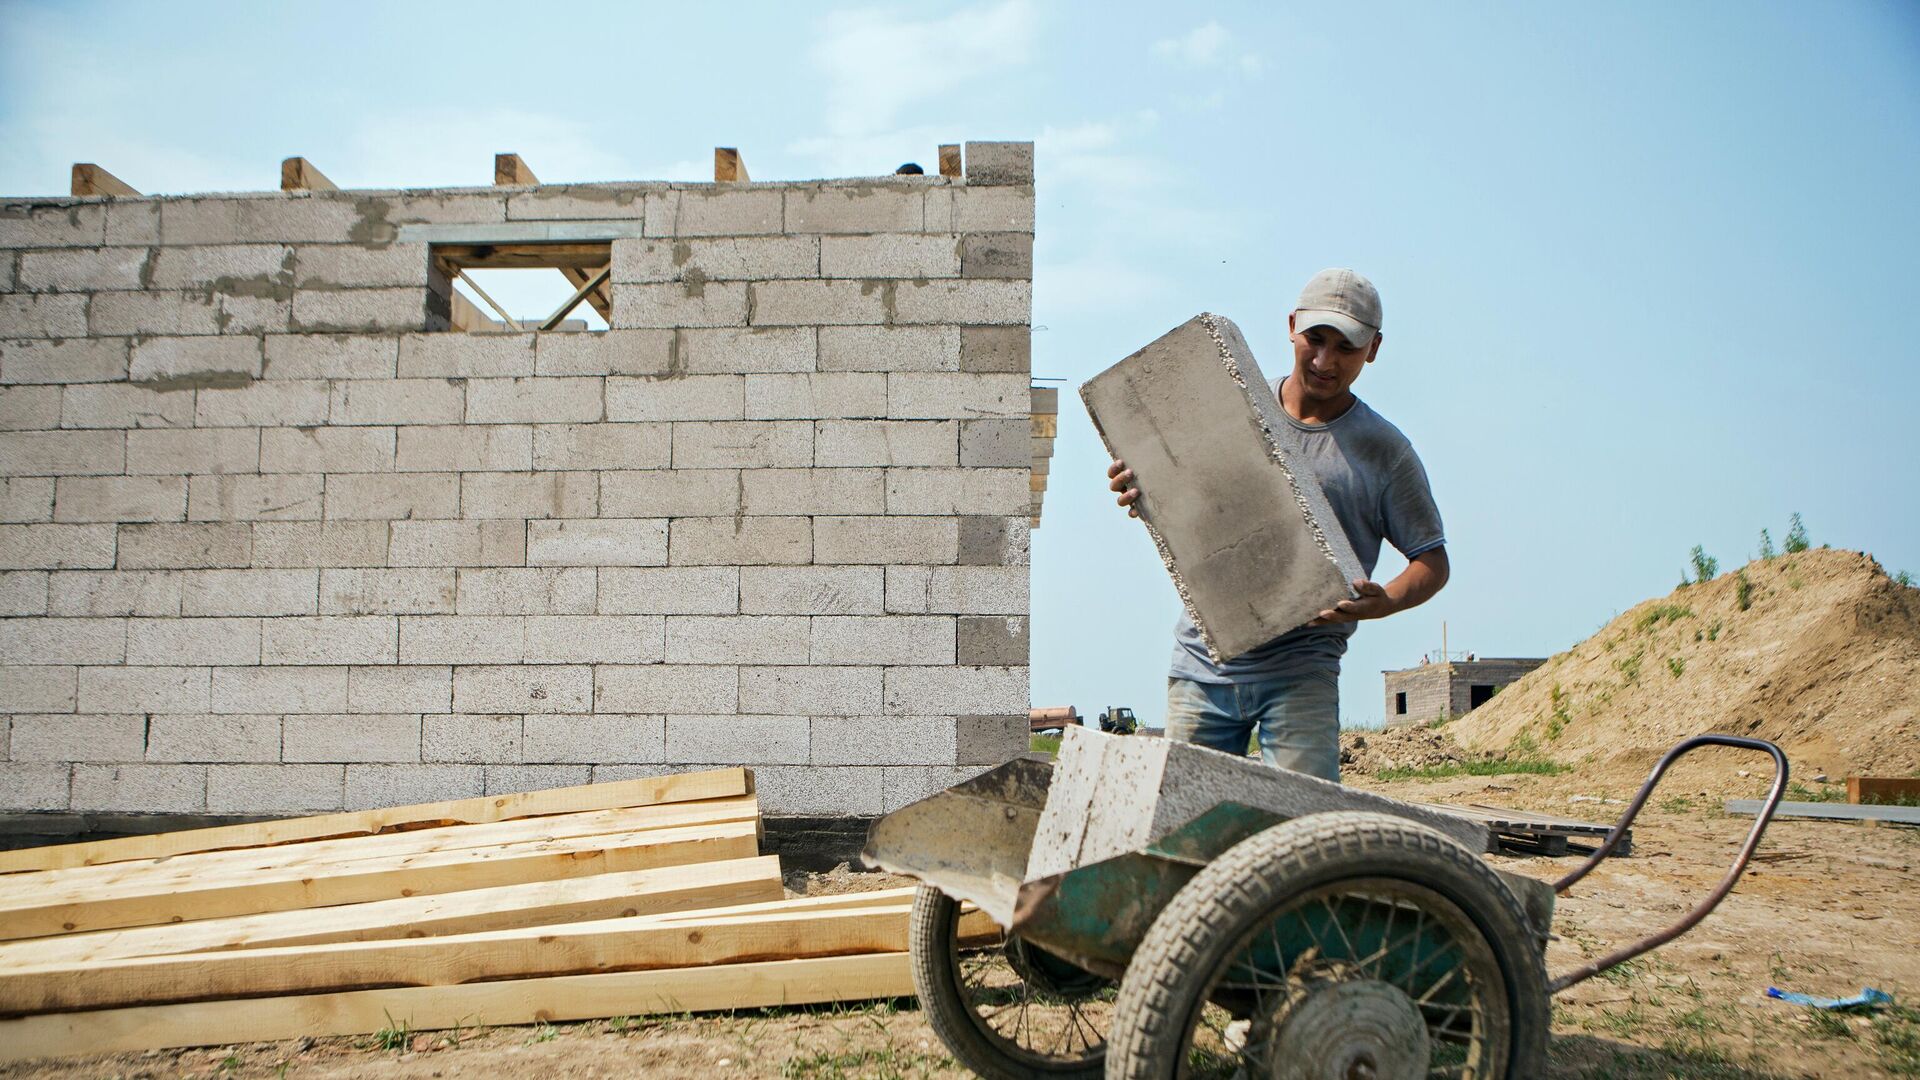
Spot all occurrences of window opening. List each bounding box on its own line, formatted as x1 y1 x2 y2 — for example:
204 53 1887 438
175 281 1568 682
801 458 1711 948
1394 691 1407 715
431 242 611 332
1468 684 1496 710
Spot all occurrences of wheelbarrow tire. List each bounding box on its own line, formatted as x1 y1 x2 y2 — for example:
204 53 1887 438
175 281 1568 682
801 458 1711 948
910 884 1108 1080
1105 811 1549 1079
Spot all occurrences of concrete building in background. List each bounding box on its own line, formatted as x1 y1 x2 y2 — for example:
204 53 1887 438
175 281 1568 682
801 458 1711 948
0 142 1043 834
1382 656 1544 728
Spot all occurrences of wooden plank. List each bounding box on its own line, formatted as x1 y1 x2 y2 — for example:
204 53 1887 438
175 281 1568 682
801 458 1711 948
279 157 338 192
0 820 759 941
70 164 138 197
939 144 962 178
495 152 539 186
1726 798 1920 825
0 856 784 970
0 953 912 1064
1030 413 1058 438
0 769 750 874
448 286 503 331
1848 777 1920 805
715 147 749 182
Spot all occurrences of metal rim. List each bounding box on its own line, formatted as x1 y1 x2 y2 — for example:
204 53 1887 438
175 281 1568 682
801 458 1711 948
941 901 1114 1067
1174 876 1513 1079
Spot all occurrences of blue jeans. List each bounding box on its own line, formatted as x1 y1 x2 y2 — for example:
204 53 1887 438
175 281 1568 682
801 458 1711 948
1165 671 1341 782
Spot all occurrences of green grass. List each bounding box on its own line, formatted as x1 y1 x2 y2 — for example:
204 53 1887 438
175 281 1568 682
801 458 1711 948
1029 732 1061 754
1375 757 1569 781
1736 570 1754 611
1616 645 1646 684
369 1011 411 1053
1872 1003 1920 1075
1667 655 1686 678
1787 781 1844 803
1637 603 1694 633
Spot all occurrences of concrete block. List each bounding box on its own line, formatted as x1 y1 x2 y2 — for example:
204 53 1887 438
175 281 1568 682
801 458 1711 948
73 764 207 813
147 243 292 291
486 764 591 794
454 664 593 713
818 325 959 373
59 383 196 429
956 713 1029 765
959 417 1032 467
927 565 1029 614
340 666 451 718
193 380 329 427
0 523 115 569
960 233 1032 279
737 665 880 716
145 714 281 763
49 569 181 616
119 522 251 569
210 665 348 713
0 763 72 811
523 714 665 764
531 422 670 469
291 288 429 333
963 142 1035 185
887 373 1028 419
127 429 259 475
604 375 743 422
890 280 1029 325
752 765 884 816
739 565 882 615
596 664 737 714
456 471 598 521
820 234 961 279
252 521 389 568
0 430 125 476
395 332 535 379
0 477 55 523
527 518 666 567
597 566 737 615
104 200 159 246
744 373 885 420
665 614 810 665
127 616 261 666
678 327 815 374
263 334 398 381
941 186 1035 233
0 293 88 337
457 567 596 615
88 291 220 336
814 716 957 766
384 193 510 227
180 569 317 616
399 616 526 664
748 279 887 326
959 326 1030 373
885 468 1029 516
187 474 325 522
261 615 398 665
261 427 396 474
645 188 784 237
741 468 884 516
784 188 924 234
667 516 810 566
159 195 363 245
209 292 291 335
665 715 809 765
613 236 819 283
1027 728 1490 882
321 473 459 521
536 329 674 377
813 516 958 565
523 614 664 664
283 714 420 763
293 243 431 288
0 385 61 431
10 713 146 762
1082 314 1363 661
17 247 148 292
53 476 187 523
883 665 1028 716
610 282 748 328
504 186 645 221
0 200 106 247
424 714 521 764
0 338 129 384
600 469 739 518
77 666 212 713
671 420 812 468
0 570 47 615
207 764 343 813
814 420 958 467
387 520 524 567
329 378 465 425
320 568 456 614
811 616 956 665
879 765 996 813
466 377 603 424
958 615 1029 665
396 424 533 472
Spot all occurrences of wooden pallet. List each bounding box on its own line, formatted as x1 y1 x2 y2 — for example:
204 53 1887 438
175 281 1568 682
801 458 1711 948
1427 802 1632 857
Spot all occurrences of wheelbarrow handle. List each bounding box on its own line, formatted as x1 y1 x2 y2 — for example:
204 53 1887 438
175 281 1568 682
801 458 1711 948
1546 734 1789 995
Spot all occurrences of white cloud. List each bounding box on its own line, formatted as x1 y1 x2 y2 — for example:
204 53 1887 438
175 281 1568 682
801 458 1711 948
1151 20 1264 76
810 1 1037 137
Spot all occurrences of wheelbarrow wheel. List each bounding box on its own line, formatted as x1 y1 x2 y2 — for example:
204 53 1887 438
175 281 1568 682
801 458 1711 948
909 884 1111 1079
1104 811 1549 1079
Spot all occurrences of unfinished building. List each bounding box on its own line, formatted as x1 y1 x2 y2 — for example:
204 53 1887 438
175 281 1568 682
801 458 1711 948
0 142 1043 840
1382 656 1544 728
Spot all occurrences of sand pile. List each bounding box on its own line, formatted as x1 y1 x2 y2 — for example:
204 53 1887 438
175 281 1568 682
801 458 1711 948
1447 548 1920 781
1339 725 1474 773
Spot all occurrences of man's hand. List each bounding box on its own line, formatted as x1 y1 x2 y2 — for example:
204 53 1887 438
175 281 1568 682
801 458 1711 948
1309 579 1397 625
1107 459 1141 518
1308 549 1450 627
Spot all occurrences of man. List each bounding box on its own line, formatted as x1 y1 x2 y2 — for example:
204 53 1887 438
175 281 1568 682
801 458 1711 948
1107 268 1448 781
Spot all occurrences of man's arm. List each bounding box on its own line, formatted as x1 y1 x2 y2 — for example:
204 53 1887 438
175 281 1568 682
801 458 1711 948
1308 547 1449 625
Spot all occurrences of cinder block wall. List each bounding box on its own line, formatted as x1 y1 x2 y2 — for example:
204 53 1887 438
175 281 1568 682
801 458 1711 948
0 142 1035 819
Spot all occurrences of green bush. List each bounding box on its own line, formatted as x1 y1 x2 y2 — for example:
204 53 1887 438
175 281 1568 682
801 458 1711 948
1635 603 1693 633
1897 570 1915 588
1687 545 1719 585
1758 528 1777 560
1735 570 1753 611
1666 656 1685 678
1784 512 1810 554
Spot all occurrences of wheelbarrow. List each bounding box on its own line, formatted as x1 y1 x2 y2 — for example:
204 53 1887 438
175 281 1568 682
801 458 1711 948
864 728 1788 1079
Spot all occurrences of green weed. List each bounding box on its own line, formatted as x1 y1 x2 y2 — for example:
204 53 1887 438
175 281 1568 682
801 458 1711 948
1784 512 1811 554
1707 620 1721 641
1616 646 1646 684
1787 781 1842 803
1546 684 1571 740
1758 527 1777 560
1687 545 1719 585
1898 570 1915 588
1667 655 1685 678
1872 1003 1920 1075
1029 733 1061 754
1660 794 1696 813
1806 1008 1855 1040
1735 570 1753 611
371 1011 411 1053
1375 757 1568 781
1636 603 1694 632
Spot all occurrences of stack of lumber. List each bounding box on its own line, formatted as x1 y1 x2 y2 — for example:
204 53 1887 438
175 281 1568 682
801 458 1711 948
0 768 923 1064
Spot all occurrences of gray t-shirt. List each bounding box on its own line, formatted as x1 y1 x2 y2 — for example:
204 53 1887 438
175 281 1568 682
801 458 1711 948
1170 377 1444 684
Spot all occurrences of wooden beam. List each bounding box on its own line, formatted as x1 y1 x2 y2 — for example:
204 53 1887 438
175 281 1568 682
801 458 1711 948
279 157 338 192
0 953 913 1064
448 286 503 332
0 820 760 941
70 164 138 198
714 147 749 182
939 144 962 178
495 152 539 186
0 856 784 970
0 768 751 874
431 243 615 273
1848 777 1920 805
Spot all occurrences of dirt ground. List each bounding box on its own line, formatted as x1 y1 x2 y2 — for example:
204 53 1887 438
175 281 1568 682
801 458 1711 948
9 768 1916 1079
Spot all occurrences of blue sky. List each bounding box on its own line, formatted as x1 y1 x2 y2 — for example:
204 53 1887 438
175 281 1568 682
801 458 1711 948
4 1 1915 727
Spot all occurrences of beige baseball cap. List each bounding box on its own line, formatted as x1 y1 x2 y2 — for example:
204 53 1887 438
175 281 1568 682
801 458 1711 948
1294 268 1382 347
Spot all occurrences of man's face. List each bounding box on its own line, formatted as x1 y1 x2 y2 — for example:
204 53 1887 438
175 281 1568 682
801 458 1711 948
1288 313 1380 403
